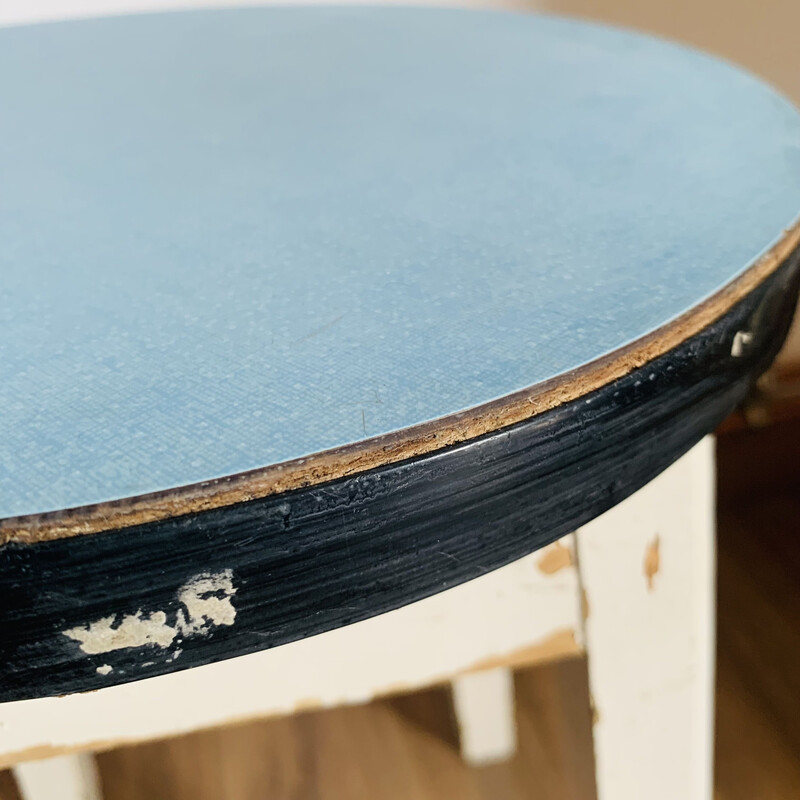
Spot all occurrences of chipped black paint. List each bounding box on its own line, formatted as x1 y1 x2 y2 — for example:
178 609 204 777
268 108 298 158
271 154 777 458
1 253 798 701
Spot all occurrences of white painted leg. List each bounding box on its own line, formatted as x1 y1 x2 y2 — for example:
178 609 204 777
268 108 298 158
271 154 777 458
13 753 102 800
576 437 716 800
451 666 517 766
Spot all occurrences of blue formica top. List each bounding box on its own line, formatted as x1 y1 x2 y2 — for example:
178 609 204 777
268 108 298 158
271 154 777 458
2 7 800 518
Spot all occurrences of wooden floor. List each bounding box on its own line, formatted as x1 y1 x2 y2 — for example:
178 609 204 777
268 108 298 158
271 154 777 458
715 421 800 800
92 661 598 800
1 420 798 800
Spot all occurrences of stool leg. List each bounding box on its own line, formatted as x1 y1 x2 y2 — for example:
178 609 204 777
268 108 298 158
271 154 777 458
451 666 517 765
576 437 715 800
13 754 102 800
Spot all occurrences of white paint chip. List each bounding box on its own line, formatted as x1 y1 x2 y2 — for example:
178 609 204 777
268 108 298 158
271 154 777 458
64 611 175 655
96 665 113 676
63 570 237 658
731 330 753 357
177 571 237 633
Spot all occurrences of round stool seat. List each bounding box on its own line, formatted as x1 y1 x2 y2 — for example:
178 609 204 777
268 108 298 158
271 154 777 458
1 6 799 699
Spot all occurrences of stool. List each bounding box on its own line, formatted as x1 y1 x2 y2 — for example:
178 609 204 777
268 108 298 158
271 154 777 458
1 7 799 799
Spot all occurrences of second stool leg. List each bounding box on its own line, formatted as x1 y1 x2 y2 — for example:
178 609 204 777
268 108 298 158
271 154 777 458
576 438 716 800
451 666 517 766
13 753 102 800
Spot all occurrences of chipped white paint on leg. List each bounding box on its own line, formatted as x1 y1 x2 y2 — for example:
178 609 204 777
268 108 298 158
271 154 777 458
451 667 517 765
62 570 236 665
13 753 102 800
576 438 715 800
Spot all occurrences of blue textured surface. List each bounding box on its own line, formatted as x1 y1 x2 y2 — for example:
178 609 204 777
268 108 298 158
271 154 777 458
2 7 800 518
